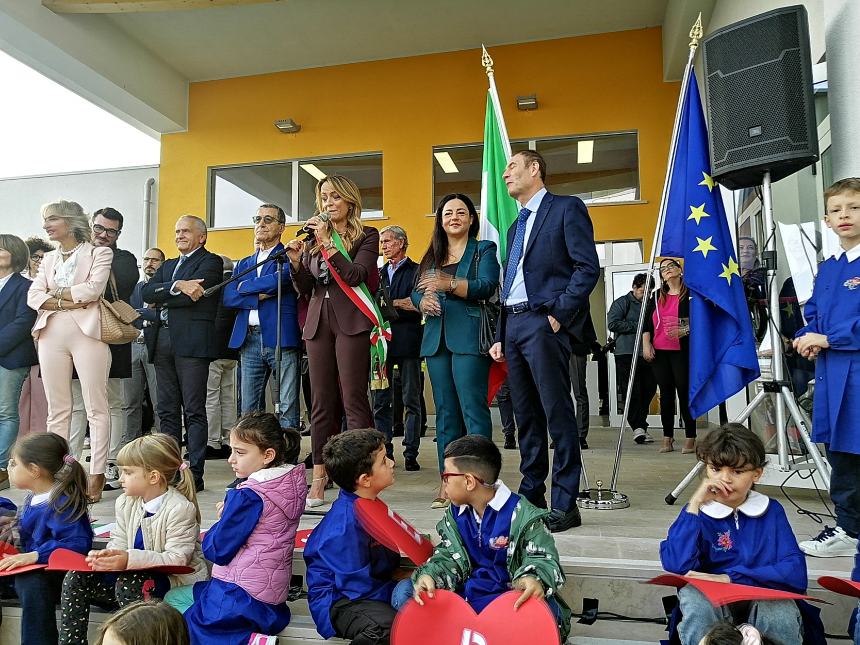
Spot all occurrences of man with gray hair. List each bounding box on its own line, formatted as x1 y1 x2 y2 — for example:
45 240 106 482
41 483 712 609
142 215 222 491
374 225 423 470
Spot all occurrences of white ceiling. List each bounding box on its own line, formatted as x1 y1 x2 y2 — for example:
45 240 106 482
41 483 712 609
102 0 669 81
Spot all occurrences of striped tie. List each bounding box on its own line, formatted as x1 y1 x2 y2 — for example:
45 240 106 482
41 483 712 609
501 207 532 302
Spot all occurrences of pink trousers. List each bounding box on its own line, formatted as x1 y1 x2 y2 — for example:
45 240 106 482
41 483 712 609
37 312 111 475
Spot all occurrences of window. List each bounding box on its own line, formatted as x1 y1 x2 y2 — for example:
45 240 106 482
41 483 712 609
209 153 382 228
432 132 639 212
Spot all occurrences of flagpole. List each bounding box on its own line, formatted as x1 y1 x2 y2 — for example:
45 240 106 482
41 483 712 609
604 14 704 496
481 46 512 159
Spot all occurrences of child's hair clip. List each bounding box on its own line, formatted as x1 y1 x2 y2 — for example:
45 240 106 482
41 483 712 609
179 462 189 471
63 454 76 466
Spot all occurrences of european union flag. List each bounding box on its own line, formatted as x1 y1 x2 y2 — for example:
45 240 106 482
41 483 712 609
659 70 760 418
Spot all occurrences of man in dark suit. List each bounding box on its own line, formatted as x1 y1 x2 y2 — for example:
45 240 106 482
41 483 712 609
142 215 222 491
490 150 599 532
373 225 423 470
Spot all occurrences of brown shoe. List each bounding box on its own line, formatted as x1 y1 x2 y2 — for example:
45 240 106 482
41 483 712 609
658 437 675 453
682 438 697 454
88 474 106 502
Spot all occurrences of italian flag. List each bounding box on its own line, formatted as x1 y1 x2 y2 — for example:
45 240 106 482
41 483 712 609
478 84 519 269
477 58 518 402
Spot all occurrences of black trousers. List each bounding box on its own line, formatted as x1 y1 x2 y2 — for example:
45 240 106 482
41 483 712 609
153 330 211 487
330 598 397 645
615 354 658 431
372 356 422 461
651 348 696 439
826 447 860 537
495 379 516 440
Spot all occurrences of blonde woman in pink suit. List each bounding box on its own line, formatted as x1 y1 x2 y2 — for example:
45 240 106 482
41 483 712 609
27 200 113 501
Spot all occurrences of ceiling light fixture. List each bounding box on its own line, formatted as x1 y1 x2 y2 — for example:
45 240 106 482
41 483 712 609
300 163 327 181
516 95 538 111
578 140 594 164
433 152 460 174
274 119 301 134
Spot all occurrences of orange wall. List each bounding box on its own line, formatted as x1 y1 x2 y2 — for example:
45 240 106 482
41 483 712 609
158 27 679 259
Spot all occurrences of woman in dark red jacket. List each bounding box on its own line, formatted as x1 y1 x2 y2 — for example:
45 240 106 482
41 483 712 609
287 175 380 507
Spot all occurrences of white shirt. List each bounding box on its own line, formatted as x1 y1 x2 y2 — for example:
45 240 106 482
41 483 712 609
53 246 82 288
143 492 168 515
505 188 547 305
248 245 275 327
834 244 860 263
0 273 13 296
456 480 513 524
168 246 202 296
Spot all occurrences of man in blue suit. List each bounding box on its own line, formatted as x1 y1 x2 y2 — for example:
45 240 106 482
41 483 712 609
490 150 600 532
223 204 301 437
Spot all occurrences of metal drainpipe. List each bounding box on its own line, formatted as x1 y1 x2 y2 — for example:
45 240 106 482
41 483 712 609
143 177 156 250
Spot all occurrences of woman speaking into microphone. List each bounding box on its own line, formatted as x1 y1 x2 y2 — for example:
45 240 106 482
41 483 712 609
287 175 381 507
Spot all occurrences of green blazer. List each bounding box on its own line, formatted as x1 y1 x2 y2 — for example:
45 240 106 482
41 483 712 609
412 238 500 357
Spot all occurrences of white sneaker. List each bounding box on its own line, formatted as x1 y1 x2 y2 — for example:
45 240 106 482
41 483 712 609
104 463 119 481
633 428 654 444
799 525 859 557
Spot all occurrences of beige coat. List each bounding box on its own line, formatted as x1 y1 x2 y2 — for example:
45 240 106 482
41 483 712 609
108 487 208 587
27 243 113 341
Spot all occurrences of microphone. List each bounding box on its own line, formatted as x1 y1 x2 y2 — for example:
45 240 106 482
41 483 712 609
295 211 331 238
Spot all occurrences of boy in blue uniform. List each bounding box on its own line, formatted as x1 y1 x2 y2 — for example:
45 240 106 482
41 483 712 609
303 429 411 645
660 424 822 645
794 178 860 558
409 435 571 640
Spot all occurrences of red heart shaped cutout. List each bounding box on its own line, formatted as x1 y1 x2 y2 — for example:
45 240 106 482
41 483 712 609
818 576 860 598
355 497 433 565
295 529 313 550
392 589 559 645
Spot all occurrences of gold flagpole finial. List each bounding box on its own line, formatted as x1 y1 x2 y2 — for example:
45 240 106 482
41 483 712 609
689 12 703 50
481 44 494 76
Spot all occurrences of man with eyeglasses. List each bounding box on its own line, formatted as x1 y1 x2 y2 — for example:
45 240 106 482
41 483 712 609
70 207 138 490
223 205 301 475
121 247 165 454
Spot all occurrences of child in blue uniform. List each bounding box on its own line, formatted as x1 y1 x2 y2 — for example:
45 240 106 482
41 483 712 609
794 177 860 558
660 423 821 645
409 436 571 640
0 433 92 645
169 413 306 644
304 428 411 645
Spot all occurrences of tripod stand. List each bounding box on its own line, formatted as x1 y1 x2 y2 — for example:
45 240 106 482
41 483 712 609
665 171 831 504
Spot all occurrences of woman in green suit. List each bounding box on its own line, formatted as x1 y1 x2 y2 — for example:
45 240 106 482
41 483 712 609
413 193 500 508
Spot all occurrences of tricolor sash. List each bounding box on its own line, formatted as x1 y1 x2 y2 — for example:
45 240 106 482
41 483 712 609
320 231 392 389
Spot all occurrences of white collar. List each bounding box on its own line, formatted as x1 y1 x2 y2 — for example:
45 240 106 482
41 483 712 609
248 464 296 483
142 491 168 515
520 187 548 215
700 490 770 519
256 245 276 258
30 490 53 506
457 480 512 517
834 244 860 263
181 247 201 260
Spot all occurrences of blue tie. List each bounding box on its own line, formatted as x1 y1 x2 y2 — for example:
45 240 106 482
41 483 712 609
161 255 188 321
501 207 532 301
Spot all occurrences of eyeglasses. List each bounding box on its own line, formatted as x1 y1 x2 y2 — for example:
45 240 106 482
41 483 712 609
252 215 284 225
92 224 120 237
30 254 44 262
659 263 680 273
142 256 162 263
440 472 493 487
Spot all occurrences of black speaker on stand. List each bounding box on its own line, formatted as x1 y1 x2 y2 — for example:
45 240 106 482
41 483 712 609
702 5 819 189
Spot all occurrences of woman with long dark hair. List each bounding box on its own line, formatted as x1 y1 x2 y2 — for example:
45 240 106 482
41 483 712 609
642 257 696 453
286 175 380 508
412 193 499 508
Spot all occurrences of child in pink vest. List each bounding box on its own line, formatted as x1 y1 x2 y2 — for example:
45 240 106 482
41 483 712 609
166 412 306 644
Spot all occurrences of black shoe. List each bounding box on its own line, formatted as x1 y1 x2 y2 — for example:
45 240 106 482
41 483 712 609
195 480 205 493
404 458 420 471
579 437 589 450
205 445 228 460
547 507 582 532
225 477 244 491
504 437 517 450
303 453 313 469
